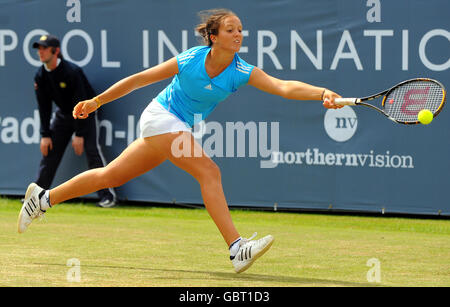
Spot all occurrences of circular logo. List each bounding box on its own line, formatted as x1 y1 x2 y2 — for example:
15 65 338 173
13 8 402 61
324 106 358 142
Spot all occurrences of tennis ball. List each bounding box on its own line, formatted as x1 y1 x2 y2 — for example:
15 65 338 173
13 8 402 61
418 109 433 125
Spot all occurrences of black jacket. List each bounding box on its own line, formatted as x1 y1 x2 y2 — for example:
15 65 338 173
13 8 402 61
34 59 96 137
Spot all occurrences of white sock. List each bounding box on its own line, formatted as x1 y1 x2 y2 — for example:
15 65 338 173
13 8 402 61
40 190 51 210
229 237 242 257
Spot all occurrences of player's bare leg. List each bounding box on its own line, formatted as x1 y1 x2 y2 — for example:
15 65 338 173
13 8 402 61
19 137 166 233
163 132 274 272
49 137 167 205
163 132 240 246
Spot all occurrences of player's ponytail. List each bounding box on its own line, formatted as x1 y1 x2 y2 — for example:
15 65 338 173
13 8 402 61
195 9 236 46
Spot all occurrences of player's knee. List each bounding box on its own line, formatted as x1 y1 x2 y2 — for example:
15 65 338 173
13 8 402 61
198 161 222 184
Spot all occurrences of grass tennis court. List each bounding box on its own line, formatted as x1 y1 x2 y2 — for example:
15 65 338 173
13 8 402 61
1 197 449 287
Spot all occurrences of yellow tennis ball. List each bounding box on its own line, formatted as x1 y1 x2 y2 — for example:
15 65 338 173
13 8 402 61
418 109 433 125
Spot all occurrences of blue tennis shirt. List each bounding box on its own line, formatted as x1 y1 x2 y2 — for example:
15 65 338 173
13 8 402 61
156 46 254 127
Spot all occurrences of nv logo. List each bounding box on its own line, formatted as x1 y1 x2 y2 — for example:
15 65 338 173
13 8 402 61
324 106 358 142
335 117 357 129
204 84 212 90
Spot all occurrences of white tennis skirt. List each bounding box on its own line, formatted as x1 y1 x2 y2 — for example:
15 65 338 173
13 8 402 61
139 99 191 138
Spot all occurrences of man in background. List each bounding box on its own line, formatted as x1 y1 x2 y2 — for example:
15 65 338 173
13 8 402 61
32 34 116 208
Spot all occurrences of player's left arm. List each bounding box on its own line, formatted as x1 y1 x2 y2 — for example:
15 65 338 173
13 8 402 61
73 57 179 119
248 67 341 109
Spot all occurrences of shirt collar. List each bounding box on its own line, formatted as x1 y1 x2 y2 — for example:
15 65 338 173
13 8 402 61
44 58 61 72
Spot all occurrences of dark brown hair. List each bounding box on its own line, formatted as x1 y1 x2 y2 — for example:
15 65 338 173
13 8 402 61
195 9 237 46
51 47 63 59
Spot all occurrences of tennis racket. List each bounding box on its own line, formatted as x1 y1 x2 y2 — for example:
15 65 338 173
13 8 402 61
334 78 446 124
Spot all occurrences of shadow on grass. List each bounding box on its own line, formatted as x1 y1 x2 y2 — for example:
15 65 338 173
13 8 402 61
33 262 377 287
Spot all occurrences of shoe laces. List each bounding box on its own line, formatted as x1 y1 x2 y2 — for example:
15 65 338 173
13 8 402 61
240 232 257 246
233 232 257 261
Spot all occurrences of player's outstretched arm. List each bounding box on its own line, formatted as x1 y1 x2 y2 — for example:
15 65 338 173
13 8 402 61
248 67 342 109
73 57 179 119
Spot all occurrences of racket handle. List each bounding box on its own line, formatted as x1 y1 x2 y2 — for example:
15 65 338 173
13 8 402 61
334 98 359 106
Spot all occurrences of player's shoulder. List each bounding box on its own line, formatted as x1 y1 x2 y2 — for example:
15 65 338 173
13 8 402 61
233 54 254 76
182 45 209 55
61 59 83 73
178 46 208 62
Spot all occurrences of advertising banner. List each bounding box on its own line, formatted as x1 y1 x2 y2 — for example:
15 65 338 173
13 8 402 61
1 0 449 215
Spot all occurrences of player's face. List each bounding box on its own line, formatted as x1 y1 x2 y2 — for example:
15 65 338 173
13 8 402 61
214 15 243 52
37 45 55 64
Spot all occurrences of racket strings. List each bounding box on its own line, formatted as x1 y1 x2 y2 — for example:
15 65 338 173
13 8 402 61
383 81 444 122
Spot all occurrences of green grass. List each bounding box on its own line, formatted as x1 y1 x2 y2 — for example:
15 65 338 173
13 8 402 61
1 197 449 287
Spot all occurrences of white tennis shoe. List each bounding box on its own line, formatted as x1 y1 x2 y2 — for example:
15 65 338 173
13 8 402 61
231 233 274 273
18 183 46 233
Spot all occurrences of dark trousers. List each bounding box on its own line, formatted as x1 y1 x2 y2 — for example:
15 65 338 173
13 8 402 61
36 110 115 201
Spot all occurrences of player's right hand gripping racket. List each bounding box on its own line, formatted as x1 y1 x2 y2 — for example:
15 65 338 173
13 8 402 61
334 78 446 125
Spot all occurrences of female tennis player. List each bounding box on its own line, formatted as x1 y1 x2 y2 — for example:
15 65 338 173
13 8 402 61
18 9 342 273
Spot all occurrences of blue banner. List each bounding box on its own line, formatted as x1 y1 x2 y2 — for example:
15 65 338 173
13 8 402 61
0 0 449 215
